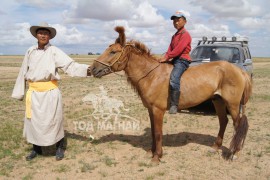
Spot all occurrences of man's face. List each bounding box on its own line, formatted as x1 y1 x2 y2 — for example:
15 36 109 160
173 17 186 30
36 29 50 46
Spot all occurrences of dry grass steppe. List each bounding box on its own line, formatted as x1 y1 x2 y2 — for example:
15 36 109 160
0 55 270 179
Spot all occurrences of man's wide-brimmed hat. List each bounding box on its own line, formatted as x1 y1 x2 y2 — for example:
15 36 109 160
30 22 56 39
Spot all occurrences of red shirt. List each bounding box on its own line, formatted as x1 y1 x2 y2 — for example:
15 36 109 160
165 27 192 61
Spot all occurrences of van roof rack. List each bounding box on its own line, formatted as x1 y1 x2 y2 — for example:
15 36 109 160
197 36 248 47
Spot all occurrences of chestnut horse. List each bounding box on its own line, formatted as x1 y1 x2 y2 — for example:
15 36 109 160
91 27 252 163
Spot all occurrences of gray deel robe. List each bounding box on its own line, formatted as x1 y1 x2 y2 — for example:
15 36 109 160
12 44 89 146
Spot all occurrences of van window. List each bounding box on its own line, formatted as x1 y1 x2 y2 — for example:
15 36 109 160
191 46 240 63
243 48 251 59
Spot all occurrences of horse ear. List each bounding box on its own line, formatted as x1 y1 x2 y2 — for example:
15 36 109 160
114 26 126 47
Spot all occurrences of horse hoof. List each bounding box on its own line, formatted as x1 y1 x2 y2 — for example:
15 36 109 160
151 156 160 166
231 154 238 161
145 150 153 159
208 147 219 154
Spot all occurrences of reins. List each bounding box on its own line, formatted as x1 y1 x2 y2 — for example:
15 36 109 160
94 44 160 82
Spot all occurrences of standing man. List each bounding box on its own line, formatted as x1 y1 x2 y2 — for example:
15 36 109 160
12 22 92 161
159 11 192 114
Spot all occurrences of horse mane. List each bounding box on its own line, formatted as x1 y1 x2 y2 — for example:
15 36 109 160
114 26 156 59
126 40 156 59
114 26 159 97
124 40 158 99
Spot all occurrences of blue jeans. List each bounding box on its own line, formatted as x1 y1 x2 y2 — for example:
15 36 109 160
170 58 190 91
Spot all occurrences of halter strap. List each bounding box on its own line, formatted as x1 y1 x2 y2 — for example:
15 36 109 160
94 43 133 68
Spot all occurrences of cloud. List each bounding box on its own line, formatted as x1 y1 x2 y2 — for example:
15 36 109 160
53 24 85 45
238 16 270 31
0 10 6 15
65 0 165 28
60 0 171 53
0 0 269 57
129 1 165 27
15 0 69 9
190 24 231 38
0 22 87 47
191 0 261 18
0 23 33 46
60 0 170 53
188 23 232 49
72 0 135 21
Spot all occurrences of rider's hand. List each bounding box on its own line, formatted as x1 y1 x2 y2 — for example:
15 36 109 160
158 56 167 63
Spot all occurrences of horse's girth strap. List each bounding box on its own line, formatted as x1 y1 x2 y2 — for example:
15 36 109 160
26 80 58 119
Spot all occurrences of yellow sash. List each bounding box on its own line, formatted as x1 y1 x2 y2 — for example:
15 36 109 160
26 80 58 119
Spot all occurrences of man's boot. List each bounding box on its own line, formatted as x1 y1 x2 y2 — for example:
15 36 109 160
169 90 180 114
26 144 42 161
56 138 65 161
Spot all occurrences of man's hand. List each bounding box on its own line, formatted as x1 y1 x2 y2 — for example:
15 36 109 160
87 66 92 76
158 56 167 63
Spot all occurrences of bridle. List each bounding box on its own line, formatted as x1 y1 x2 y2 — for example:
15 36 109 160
94 44 130 69
94 44 160 82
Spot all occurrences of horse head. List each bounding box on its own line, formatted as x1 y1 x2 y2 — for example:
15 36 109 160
91 26 128 78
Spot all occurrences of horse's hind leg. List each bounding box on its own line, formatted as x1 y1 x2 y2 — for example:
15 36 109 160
212 96 229 151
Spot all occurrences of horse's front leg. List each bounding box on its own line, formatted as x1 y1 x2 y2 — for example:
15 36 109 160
147 109 156 157
149 106 165 163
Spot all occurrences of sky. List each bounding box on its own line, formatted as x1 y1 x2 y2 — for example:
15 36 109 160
0 0 269 57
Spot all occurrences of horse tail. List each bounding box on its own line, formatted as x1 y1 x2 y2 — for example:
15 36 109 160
230 71 252 155
230 114 249 155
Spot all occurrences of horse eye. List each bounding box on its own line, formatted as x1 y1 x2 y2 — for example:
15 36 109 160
110 51 116 55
